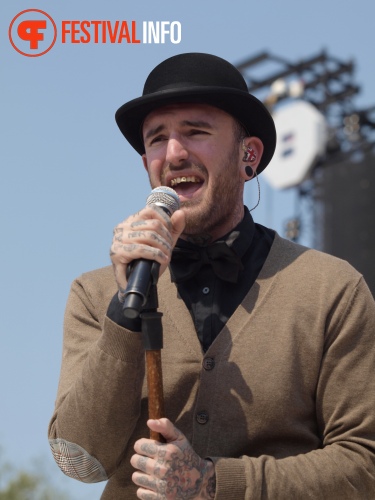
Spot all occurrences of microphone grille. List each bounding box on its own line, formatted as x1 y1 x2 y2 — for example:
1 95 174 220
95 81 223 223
146 186 180 215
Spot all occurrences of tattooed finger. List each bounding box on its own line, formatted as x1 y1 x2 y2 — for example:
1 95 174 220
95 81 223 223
136 455 150 473
130 220 148 228
140 442 158 457
137 490 159 500
133 473 158 491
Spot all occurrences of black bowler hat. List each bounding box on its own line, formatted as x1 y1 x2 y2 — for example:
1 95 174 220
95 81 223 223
115 53 276 173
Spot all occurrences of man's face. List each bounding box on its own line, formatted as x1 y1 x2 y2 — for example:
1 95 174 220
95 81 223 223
142 103 245 240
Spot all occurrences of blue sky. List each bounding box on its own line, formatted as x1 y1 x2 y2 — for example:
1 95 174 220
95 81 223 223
1 1 374 498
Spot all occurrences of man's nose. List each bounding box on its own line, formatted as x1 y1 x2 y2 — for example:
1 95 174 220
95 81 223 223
165 137 188 164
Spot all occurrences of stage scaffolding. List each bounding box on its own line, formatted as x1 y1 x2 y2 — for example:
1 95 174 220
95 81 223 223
236 50 375 295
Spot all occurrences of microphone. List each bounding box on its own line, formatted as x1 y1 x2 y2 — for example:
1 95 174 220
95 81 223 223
122 186 180 319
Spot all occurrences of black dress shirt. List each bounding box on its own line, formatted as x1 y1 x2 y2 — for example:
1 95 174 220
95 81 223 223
170 207 274 351
107 206 274 352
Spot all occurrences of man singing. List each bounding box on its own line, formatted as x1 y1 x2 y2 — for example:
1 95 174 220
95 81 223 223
49 53 375 499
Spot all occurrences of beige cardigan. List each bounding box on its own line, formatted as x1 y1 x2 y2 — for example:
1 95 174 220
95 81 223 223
49 234 375 499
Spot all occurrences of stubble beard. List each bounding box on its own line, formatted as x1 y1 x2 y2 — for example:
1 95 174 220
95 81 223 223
172 141 244 241
147 139 244 242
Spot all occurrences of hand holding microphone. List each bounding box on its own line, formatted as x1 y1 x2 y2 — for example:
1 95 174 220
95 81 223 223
110 187 185 317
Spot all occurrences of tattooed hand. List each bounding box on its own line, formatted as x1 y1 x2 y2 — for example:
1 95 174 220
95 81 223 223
131 418 216 500
110 207 185 302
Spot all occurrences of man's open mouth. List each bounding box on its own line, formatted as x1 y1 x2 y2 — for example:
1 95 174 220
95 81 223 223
168 175 204 199
170 176 202 187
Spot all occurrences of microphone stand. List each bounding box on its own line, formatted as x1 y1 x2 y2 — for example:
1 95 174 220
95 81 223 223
121 188 180 443
122 260 165 442
140 282 165 442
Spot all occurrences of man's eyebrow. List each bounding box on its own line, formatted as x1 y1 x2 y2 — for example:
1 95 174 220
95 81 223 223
144 124 165 141
144 120 214 141
181 120 214 129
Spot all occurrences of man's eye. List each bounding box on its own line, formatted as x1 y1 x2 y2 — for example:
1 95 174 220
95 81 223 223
150 136 165 145
189 130 208 136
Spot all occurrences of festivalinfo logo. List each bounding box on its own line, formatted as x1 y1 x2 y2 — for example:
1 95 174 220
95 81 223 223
9 9 182 57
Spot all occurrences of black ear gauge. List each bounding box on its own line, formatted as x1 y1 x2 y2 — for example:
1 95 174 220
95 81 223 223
245 166 254 178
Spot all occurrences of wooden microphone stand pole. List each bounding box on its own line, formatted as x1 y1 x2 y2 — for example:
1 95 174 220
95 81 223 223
140 283 165 442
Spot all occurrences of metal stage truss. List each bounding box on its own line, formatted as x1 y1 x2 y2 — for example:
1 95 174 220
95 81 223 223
236 50 375 295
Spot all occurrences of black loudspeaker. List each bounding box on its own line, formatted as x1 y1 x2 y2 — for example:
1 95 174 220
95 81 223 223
315 150 375 296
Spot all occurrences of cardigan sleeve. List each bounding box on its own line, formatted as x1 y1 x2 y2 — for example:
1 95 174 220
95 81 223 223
211 276 375 500
48 273 145 482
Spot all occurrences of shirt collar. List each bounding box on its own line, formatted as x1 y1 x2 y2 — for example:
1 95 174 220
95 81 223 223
174 206 255 261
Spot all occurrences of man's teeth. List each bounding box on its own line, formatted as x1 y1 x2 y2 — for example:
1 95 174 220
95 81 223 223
170 176 201 187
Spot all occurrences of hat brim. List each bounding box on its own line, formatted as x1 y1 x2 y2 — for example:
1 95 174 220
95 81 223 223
115 86 276 174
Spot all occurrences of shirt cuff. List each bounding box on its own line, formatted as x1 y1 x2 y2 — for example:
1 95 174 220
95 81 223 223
106 293 141 332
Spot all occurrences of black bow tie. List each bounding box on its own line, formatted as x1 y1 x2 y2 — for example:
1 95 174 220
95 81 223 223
170 241 244 284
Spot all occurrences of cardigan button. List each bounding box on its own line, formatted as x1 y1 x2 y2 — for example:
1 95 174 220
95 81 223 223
196 411 209 424
203 357 215 371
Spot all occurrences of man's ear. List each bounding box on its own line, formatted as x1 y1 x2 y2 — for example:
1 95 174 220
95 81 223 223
142 154 149 173
239 137 264 181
